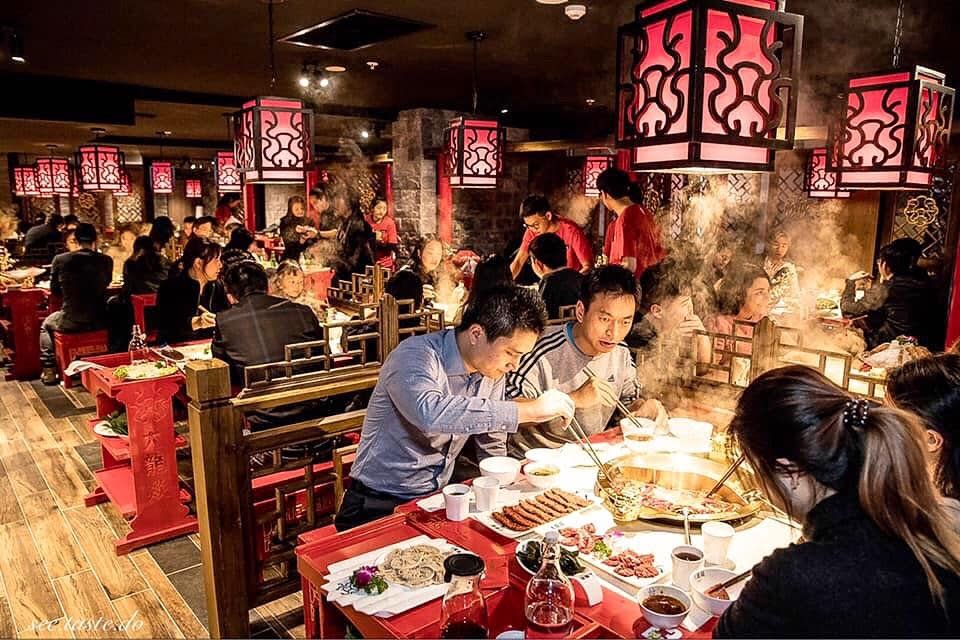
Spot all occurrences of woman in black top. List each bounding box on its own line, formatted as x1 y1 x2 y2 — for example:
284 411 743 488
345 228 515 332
278 196 316 262
155 237 222 345
715 366 960 638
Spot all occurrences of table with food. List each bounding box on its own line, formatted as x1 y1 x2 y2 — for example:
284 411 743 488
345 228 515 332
297 419 798 639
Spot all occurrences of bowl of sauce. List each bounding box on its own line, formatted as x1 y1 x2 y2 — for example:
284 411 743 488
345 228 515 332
522 462 561 489
638 585 691 630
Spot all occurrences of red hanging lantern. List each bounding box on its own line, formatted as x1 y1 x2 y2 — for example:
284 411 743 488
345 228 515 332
115 170 131 197
185 179 202 199
831 67 954 190
215 151 242 192
583 156 614 197
233 97 313 184
13 166 41 197
616 0 803 174
35 157 72 196
804 147 850 199
151 161 174 194
445 118 504 189
75 144 124 191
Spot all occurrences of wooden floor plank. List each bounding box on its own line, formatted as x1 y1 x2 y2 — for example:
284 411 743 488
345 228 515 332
0 597 15 640
19 492 89 579
0 521 64 631
53 571 127 640
63 508 145 600
31 446 90 509
21 414 61 453
255 592 304 638
131 553 209 639
67 416 96 444
0 416 19 445
97 503 132 539
0 463 24 526
0 438 49 497
17 617 68 639
112 590 184 640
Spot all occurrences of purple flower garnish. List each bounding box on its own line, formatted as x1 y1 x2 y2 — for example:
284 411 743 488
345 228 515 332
354 566 378 588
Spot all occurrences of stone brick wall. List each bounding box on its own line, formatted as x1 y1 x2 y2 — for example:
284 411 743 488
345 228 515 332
264 184 304 228
451 153 529 256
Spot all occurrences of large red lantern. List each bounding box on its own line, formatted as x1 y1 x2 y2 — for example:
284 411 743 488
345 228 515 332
804 147 850 199
35 157 72 196
616 0 803 173
215 151 241 192
445 117 504 189
13 166 41 197
831 66 955 190
233 97 313 184
185 179 202 199
75 144 124 191
583 156 614 197
151 161 174 194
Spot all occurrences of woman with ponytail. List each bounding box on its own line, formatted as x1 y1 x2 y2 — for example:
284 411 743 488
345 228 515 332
716 365 960 637
596 167 666 277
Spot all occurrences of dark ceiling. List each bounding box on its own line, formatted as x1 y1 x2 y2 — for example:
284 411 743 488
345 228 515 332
1 0 958 160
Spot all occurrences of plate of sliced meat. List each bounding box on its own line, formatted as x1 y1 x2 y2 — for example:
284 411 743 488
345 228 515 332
471 489 597 539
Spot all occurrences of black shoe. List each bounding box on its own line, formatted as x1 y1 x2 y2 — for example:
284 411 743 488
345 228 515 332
41 368 59 386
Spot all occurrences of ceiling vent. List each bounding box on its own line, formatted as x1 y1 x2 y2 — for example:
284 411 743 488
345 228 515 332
279 10 433 51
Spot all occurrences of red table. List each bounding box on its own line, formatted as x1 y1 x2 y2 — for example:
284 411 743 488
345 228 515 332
81 352 197 554
2 287 48 380
297 505 717 639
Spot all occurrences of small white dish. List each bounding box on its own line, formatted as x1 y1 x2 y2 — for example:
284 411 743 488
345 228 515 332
689 567 744 617
522 462 561 489
479 456 522 485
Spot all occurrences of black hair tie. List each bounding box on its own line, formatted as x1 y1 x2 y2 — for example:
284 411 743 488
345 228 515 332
843 398 870 431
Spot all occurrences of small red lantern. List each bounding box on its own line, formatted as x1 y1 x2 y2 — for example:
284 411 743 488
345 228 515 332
186 179 202 199
583 156 614 197
76 144 124 191
13 166 41 197
617 0 803 173
35 157 72 196
804 148 850 199
233 97 314 184
215 151 242 192
831 66 955 190
115 170 131 197
445 117 504 189
151 161 174 194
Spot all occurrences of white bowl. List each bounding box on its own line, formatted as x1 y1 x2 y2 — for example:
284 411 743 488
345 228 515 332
689 567 743 617
524 447 555 464
479 456 522 485
620 416 656 437
638 584 691 630
522 462 561 489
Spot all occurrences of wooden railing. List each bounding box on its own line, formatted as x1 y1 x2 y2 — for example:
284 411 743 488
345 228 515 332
327 264 391 316
186 294 443 638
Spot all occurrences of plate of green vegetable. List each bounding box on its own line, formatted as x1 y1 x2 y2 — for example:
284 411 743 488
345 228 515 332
515 539 588 577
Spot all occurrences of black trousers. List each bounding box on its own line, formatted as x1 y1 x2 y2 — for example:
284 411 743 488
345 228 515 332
334 480 405 532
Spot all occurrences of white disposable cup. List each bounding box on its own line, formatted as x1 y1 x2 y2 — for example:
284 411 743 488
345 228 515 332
671 545 704 590
443 483 471 521
701 521 735 565
473 477 500 512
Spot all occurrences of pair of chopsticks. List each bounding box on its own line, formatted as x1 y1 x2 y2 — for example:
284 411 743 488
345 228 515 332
705 569 752 597
704 453 747 499
583 366 649 436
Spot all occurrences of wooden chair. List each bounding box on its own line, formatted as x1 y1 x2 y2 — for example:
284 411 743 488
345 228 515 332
332 443 359 511
130 293 158 343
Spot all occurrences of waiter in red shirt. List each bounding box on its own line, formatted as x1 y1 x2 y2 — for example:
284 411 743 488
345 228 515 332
510 194 593 279
364 199 398 270
598 168 666 277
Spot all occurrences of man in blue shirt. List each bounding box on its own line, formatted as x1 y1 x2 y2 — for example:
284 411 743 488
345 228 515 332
335 286 575 531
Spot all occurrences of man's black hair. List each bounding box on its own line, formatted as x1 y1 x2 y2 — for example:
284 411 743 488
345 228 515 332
457 285 546 341
529 232 568 270
62 214 79 226
195 215 217 229
183 215 197 225
579 265 639 309
222 260 268 299
879 238 923 277
639 259 686 313
73 223 97 246
519 194 551 219
47 213 64 228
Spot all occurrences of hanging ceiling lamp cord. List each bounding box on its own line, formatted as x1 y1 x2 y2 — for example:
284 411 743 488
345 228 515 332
268 0 277 90
471 36 479 114
892 0 905 67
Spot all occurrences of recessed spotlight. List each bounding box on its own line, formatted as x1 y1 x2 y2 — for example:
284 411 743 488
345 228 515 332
298 75 310 87
10 33 25 63
325 65 346 73
535 0 568 4
160 130 173 136
500 108 509 114
585 98 596 105
190 163 196 170
319 77 330 88
565 4 587 19
360 130 370 139
366 61 379 70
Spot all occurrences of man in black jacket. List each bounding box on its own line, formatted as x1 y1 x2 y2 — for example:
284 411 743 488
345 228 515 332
40 223 113 384
841 238 944 349
212 260 337 431
23 213 64 263
331 189 375 284
529 232 583 319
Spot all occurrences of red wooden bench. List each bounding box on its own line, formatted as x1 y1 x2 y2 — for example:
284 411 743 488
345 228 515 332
53 329 110 388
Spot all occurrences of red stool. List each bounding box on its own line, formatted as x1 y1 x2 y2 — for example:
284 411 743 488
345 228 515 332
130 293 158 343
53 329 110 388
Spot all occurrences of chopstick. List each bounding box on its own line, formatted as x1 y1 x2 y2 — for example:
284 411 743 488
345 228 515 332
583 366 647 434
706 569 752 597
704 453 746 499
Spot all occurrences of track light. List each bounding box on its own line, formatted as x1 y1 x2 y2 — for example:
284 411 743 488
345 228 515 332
319 77 330 88
298 75 310 88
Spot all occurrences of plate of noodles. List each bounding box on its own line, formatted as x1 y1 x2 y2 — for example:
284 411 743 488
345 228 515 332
321 537 464 617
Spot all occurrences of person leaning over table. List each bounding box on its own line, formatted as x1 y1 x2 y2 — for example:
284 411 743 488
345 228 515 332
714 366 960 637
509 194 593 280
505 265 667 455
334 286 576 531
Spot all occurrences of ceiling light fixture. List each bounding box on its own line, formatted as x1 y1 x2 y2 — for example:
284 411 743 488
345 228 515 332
616 0 804 174
298 75 310 87
13 165 40 197
366 61 379 70
805 147 850 199
535 0 568 4
35 145 72 196
319 77 330 88
75 127 125 191
325 65 346 73
583 155 614 197
565 4 587 20
214 151 242 193
585 98 596 105
501 108 509 114
360 130 370 139
445 31 504 189
151 131 174 195
185 179 203 199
